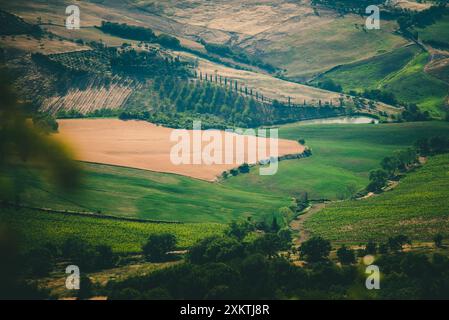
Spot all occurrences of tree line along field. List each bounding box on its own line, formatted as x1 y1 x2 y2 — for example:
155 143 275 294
305 153 449 243
0 206 225 254
223 121 449 200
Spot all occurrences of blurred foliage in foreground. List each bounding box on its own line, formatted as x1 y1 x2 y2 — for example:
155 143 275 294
0 72 80 204
0 72 80 299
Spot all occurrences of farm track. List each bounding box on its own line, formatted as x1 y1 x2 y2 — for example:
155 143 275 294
290 203 326 246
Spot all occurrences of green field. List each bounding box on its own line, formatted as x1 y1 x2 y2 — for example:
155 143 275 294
313 45 421 92
0 206 224 253
380 52 448 117
16 163 291 224
5 121 449 252
313 44 448 117
223 121 449 200
16 121 449 225
305 153 449 243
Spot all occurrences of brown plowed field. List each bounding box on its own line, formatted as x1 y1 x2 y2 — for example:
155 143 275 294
56 119 304 181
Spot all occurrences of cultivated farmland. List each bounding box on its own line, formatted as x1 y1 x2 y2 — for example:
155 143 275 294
0 206 225 253
305 153 449 242
55 118 304 181
224 121 449 200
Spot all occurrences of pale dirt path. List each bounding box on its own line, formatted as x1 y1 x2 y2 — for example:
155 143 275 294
290 203 326 246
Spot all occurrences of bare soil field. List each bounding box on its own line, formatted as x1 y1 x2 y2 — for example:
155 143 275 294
55 119 304 181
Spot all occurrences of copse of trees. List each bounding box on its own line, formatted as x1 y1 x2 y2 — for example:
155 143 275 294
98 21 182 50
202 41 278 73
316 79 342 93
105 229 449 300
111 49 190 78
362 89 398 106
368 146 419 193
397 4 449 32
400 104 430 122
299 236 332 263
336 245 356 265
142 233 177 262
62 237 116 271
99 21 156 42
415 136 449 156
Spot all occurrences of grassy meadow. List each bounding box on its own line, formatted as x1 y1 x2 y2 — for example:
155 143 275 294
223 121 449 200
380 52 448 117
314 45 421 92
305 153 449 243
16 162 291 224
314 45 448 117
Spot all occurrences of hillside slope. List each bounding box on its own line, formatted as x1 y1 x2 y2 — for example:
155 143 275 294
305 153 449 242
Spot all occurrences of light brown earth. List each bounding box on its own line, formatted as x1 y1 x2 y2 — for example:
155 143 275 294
55 119 304 181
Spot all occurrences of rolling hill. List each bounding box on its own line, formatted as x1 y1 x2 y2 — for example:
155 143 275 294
305 153 449 242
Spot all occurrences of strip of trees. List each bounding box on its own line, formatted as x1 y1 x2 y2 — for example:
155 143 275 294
367 136 449 193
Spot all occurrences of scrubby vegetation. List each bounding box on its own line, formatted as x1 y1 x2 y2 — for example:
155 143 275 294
98 21 181 49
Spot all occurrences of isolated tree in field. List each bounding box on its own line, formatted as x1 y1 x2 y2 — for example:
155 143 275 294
298 138 306 145
395 148 418 170
336 245 356 265
367 169 388 193
433 234 444 248
142 233 177 262
299 237 331 263
238 163 250 174
230 168 239 176
381 156 400 177
188 236 243 264
387 235 411 252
